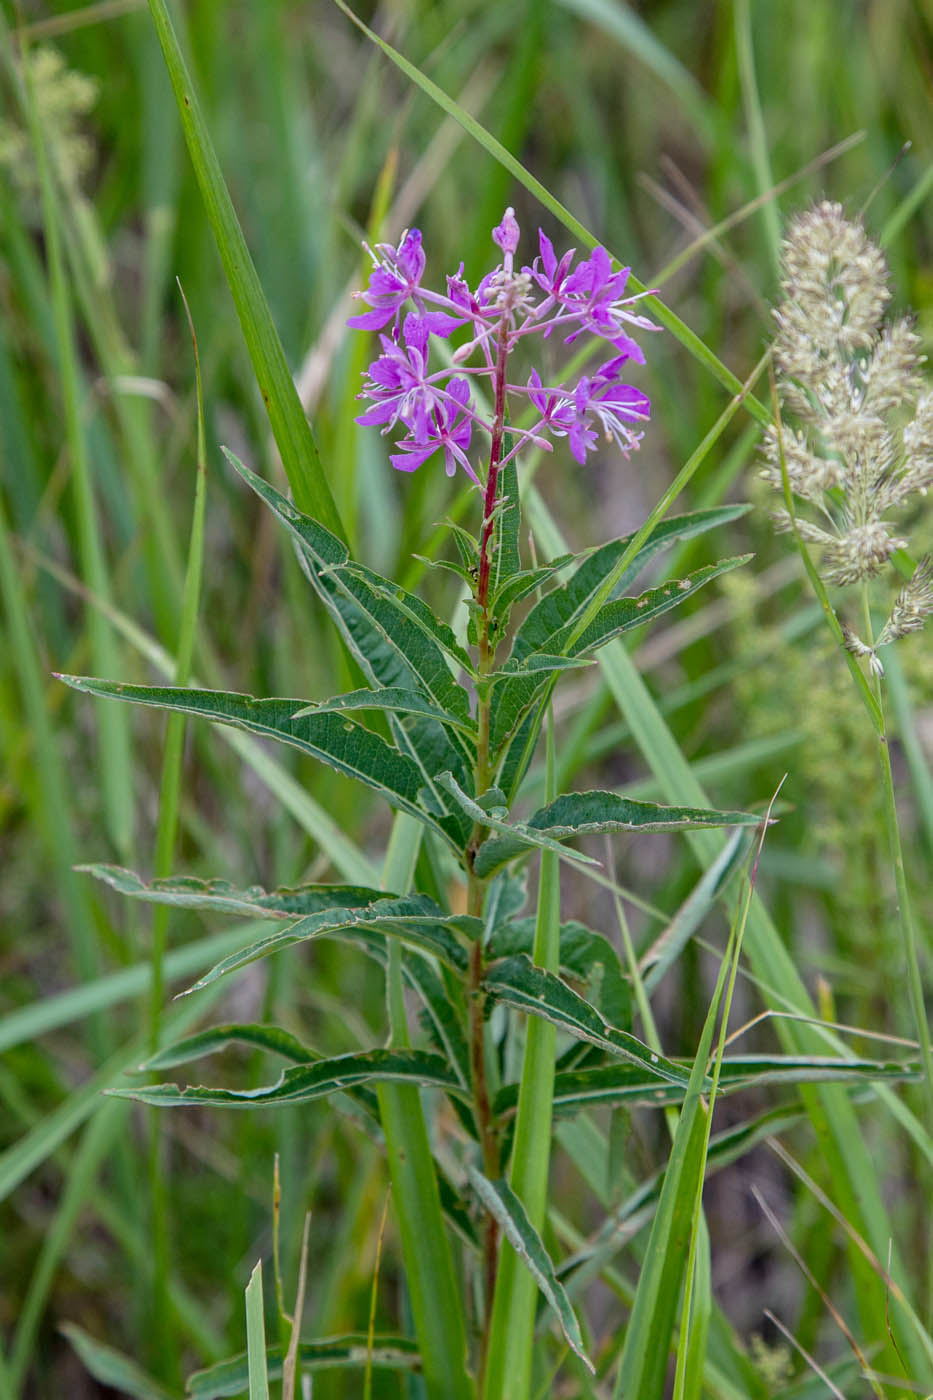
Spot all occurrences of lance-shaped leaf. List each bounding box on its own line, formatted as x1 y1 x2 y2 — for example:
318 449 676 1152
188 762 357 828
559 555 750 660
185 894 476 992
485 955 693 1087
186 1336 420 1397
465 1166 594 1372
488 917 630 1028
489 555 749 753
490 459 521 599
510 504 750 663
58 677 465 846
110 1047 466 1109
143 1022 317 1071
474 789 761 878
496 1054 919 1121
495 706 541 805
225 452 472 701
224 451 476 838
140 1023 382 1125
404 958 471 1093
290 686 477 739
436 771 599 872
80 863 386 921
495 1064 688 1119
695 1053 921 1090
403 955 476 1140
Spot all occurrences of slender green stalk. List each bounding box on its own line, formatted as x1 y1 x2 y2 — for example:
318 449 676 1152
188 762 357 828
482 715 560 1400
870 672 933 1113
673 804 774 1399
376 813 472 1400
144 288 207 1386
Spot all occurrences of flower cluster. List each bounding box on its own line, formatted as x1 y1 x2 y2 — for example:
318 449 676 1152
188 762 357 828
347 209 654 482
763 201 933 671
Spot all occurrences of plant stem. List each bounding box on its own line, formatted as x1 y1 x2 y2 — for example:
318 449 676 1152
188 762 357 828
859 589 933 1115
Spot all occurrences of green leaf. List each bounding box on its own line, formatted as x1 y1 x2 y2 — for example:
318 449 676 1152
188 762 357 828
490 459 521 600
290 687 477 738
496 1063 689 1118
559 556 751 660
225 452 473 705
488 512 749 751
511 506 749 663
404 959 472 1096
140 1024 381 1126
80 864 386 921
111 1048 466 1110
436 771 599 873
488 917 630 1028
142 1024 316 1071
223 451 475 839
61 1323 178 1400
496 1055 919 1121
183 894 475 992
186 1337 420 1397
474 790 761 878
485 955 693 1087
58 676 464 846
495 707 541 805
698 1054 921 1090
466 1167 593 1372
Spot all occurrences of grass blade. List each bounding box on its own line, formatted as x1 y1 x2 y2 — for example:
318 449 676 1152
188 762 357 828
244 1264 270 1400
145 0 343 534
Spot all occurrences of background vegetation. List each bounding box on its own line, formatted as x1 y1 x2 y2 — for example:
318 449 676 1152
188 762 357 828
1 0 932 1395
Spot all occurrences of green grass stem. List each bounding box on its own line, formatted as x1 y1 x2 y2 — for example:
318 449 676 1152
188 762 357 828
482 715 560 1400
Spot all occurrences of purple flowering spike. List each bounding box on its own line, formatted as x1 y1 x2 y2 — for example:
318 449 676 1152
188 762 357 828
391 377 477 482
347 229 427 332
347 214 654 484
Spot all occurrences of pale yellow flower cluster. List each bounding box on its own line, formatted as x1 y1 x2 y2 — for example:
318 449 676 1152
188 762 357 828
764 201 933 670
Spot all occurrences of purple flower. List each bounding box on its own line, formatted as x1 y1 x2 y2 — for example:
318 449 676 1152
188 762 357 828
559 246 652 355
355 317 442 442
536 358 650 464
527 231 575 308
347 229 427 332
570 358 650 461
526 368 575 434
390 377 477 482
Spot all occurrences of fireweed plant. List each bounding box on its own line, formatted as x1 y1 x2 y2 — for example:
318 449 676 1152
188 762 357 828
63 212 826 1396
